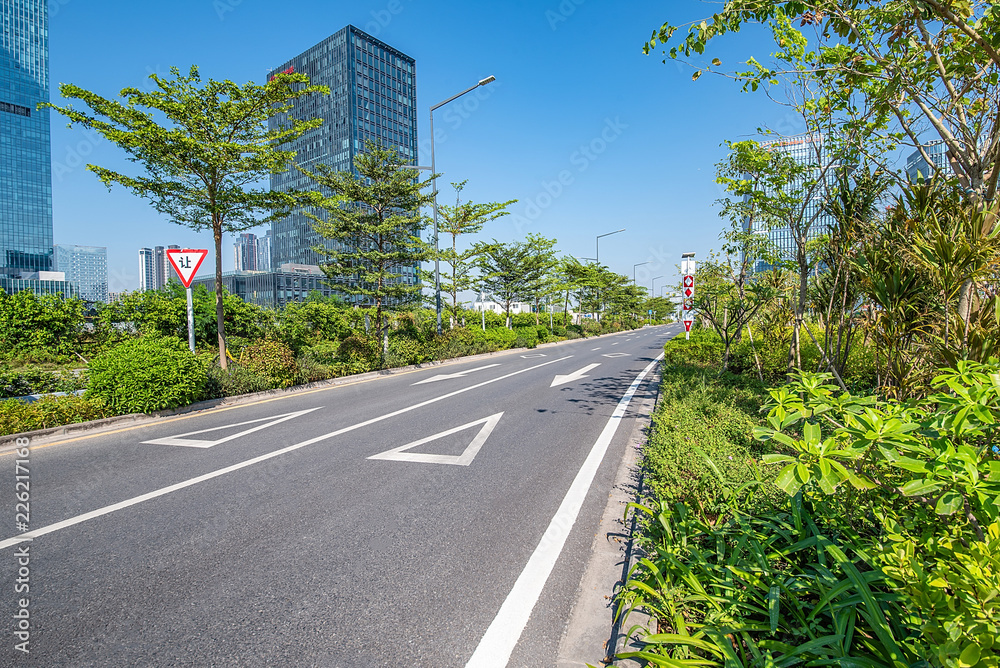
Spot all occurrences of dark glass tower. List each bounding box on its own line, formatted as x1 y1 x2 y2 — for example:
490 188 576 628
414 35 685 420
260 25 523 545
1 0 53 278
268 25 418 271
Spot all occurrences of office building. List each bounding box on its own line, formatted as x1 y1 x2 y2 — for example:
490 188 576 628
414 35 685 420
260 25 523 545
234 232 258 272
268 25 419 292
190 263 338 309
906 141 950 182
256 229 271 272
138 244 180 291
748 134 836 270
54 244 108 302
1 0 54 281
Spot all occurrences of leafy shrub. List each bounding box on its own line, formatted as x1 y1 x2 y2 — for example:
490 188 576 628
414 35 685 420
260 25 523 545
662 328 724 367
202 362 275 398
535 325 550 343
513 326 539 349
238 339 299 389
295 356 333 384
87 336 207 413
276 299 350 352
0 367 88 399
431 328 503 360
299 340 341 367
0 290 86 359
481 327 518 349
0 395 114 437
335 335 379 373
386 332 427 368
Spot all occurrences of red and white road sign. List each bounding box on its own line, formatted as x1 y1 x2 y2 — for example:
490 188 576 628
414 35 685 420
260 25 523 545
166 249 209 288
683 320 693 333
682 299 693 311
683 275 694 288
683 286 695 299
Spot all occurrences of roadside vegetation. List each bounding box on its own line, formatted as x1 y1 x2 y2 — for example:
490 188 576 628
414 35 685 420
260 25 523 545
612 3 1000 666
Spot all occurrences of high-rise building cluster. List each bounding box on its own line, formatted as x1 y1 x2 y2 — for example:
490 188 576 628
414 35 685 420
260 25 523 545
138 245 180 291
233 231 271 272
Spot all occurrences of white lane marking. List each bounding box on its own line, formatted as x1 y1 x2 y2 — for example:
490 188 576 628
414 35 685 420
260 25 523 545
611 342 620 346
550 363 601 388
602 353 629 359
141 408 321 448
520 354 546 359
591 348 601 351
0 356 574 551
368 413 503 466
466 353 664 667
413 364 501 386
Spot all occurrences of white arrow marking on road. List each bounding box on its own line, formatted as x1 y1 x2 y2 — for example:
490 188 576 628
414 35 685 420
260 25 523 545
141 408 322 448
412 364 501 386
367 413 503 466
602 353 629 359
550 363 601 388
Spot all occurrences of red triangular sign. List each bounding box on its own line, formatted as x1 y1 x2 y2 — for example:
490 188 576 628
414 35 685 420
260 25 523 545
166 249 209 288
684 321 693 333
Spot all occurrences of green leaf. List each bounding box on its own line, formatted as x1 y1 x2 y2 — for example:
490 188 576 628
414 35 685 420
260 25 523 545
775 465 805 496
959 644 981 667
935 491 963 516
768 585 780 633
899 479 942 497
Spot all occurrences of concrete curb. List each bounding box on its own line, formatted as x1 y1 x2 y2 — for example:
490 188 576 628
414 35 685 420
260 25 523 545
0 327 639 451
557 360 662 667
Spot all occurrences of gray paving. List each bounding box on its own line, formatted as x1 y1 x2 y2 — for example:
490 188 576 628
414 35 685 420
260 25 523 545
1 324 679 667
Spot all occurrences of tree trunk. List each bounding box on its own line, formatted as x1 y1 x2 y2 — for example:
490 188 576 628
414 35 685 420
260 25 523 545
214 225 227 371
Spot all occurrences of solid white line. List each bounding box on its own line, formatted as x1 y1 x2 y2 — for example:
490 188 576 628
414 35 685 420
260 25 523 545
0 356 574 551
465 352 664 667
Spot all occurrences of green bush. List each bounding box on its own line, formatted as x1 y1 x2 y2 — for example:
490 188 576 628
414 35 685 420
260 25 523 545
662 328 724 367
386 332 427 368
0 290 86 359
513 326 539 349
0 395 114 437
299 340 341 367
430 328 503 360
336 335 379 373
0 367 87 399
535 325 550 343
87 337 207 414
202 362 275 398
238 339 299 389
481 327 518 349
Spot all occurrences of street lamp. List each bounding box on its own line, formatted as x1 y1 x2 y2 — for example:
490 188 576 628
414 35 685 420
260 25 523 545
596 228 625 265
430 75 497 335
650 276 664 325
633 261 649 286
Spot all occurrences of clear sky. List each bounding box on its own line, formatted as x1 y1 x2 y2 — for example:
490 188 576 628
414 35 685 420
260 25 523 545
48 0 810 295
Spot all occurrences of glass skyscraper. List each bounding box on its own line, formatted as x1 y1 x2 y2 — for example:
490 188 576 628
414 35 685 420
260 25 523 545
54 244 108 303
1 0 53 279
906 140 950 182
268 25 418 274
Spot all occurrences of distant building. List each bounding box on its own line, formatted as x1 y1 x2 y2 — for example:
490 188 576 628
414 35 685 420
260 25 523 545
54 244 108 303
256 230 272 272
749 133 836 270
1 0 54 283
190 263 338 309
234 233 258 272
473 299 532 315
0 274 77 299
139 245 180 291
268 25 420 297
906 141 950 182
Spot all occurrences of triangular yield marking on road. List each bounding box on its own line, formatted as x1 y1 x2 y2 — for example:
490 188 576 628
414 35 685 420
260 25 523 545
141 408 322 448
367 413 504 466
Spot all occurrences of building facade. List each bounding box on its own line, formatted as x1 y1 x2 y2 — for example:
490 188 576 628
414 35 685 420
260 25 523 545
234 232 258 272
268 25 419 292
54 244 108 302
749 134 836 271
1 0 53 280
256 229 271 272
906 141 950 182
138 245 180 291
190 263 338 309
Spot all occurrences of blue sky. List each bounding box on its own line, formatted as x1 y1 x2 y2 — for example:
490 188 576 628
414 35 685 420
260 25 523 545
48 0 804 295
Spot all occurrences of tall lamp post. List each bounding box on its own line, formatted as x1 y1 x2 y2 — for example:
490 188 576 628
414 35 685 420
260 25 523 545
596 228 625 265
430 75 496 335
633 261 649 286
651 276 663 325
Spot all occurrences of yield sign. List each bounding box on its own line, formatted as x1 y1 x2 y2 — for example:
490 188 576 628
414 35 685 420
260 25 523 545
368 413 503 466
141 408 321 448
683 275 694 288
166 249 209 288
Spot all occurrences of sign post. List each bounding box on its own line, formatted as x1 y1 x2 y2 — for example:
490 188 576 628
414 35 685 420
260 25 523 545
166 249 209 353
681 253 696 340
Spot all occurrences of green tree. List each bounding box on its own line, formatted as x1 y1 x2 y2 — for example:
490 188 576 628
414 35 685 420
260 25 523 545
433 180 516 321
523 233 560 324
0 290 85 360
474 238 551 328
302 142 433 354
44 66 327 369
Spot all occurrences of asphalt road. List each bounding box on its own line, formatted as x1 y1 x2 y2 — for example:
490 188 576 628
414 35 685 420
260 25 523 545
1 324 680 667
